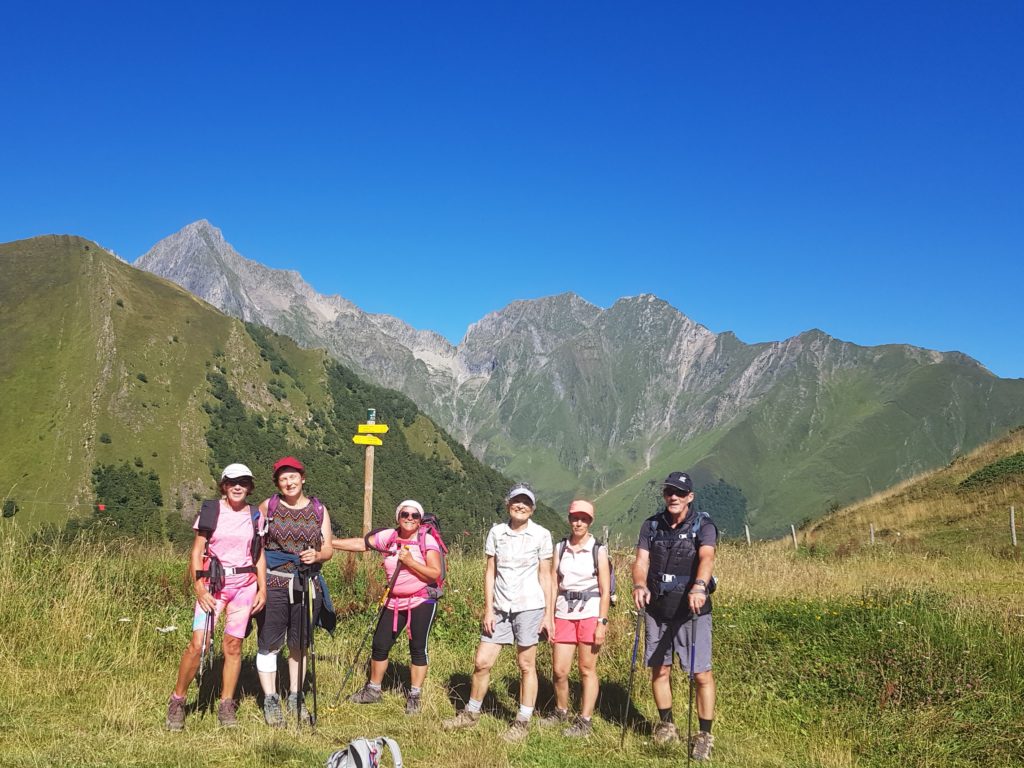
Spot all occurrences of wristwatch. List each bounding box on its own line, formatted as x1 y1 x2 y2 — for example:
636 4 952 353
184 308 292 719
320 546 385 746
598 617 609 625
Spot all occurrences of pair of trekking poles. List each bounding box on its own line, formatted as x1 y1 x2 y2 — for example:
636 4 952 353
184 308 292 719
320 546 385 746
620 610 699 766
192 566 320 729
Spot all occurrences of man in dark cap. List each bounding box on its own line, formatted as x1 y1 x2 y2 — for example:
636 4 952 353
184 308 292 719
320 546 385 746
631 471 718 761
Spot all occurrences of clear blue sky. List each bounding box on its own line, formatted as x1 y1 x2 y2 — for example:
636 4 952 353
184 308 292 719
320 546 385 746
3 2 1021 377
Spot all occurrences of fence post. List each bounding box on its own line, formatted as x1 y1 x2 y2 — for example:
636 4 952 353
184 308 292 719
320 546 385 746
869 523 875 546
1012 506 1018 548
744 524 751 546
791 524 798 550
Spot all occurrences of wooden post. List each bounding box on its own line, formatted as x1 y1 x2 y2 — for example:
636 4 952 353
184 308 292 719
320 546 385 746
1012 506 1018 548
362 408 376 537
744 524 751 546
869 523 875 545
791 524 798 550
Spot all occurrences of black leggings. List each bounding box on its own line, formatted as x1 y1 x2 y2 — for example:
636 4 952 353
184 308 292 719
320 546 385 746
371 601 437 666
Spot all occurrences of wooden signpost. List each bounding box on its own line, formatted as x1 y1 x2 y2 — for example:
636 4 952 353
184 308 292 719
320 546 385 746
352 408 390 536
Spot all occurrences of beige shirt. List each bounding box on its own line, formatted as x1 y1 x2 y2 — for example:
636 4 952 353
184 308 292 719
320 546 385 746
485 519 553 613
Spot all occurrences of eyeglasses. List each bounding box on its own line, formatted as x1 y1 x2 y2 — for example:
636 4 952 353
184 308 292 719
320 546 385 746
399 511 422 520
663 488 690 498
225 479 252 489
569 515 591 524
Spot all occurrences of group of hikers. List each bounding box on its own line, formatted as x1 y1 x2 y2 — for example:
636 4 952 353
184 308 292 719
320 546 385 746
166 458 718 761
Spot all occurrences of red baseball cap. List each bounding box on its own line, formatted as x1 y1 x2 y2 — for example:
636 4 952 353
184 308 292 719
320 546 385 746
273 456 305 477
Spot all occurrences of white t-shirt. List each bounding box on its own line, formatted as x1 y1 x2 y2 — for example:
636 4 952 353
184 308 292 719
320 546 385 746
485 519 553 613
554 535 602 620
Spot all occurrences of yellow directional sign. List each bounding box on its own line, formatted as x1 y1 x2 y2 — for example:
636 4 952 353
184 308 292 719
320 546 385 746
357 423 390 434
352 435 383 446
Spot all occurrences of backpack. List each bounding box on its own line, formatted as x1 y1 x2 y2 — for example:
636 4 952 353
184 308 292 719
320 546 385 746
367 513 449 600
556 536 618 607
326 737 403 768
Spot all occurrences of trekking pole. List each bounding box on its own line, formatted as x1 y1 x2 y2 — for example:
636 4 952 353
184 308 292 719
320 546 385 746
619 608 644 749
307 573 319 728
196 609 213 715
687 614 697 768
297 577 308 729
331 561 403 707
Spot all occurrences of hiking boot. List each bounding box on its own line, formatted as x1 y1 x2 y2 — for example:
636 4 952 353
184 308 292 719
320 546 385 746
286 692 310 723
217 698 238 728
563 716 593 738
502 716 531 743
404 691 421 715
442 710 481 730
263 693 284 727
690 731 715 761
652 721 679 745
165 695 186 731
349 683 383 704
538 708 570 727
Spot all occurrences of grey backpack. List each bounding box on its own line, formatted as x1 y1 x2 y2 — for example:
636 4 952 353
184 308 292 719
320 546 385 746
326 737 403 768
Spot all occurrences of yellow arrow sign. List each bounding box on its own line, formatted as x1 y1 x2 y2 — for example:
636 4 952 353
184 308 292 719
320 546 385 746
357 423 390 434
352 435 383 446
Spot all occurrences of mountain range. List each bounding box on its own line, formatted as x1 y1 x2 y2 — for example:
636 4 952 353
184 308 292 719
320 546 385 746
133 221 1024 536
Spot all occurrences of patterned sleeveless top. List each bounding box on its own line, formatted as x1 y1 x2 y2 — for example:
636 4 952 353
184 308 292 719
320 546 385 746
265 498 323 590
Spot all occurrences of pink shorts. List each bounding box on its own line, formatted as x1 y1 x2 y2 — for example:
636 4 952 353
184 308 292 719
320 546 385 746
553 616 598 645
192 580 258 639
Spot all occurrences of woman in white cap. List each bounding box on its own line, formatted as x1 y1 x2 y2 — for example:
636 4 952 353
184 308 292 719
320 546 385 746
540 499 611 737
331 499 442 714
166 463 267 731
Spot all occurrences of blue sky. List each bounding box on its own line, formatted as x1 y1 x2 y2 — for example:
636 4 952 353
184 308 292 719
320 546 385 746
3 2 1022 377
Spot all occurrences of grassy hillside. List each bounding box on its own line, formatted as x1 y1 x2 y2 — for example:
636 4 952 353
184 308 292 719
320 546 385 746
3 433 1023 766
0 236 558 538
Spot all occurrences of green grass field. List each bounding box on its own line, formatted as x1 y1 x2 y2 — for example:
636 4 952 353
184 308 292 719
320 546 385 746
2 526 1021 768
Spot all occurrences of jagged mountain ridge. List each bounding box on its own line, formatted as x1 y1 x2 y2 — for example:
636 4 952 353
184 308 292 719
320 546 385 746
135 221 1024 535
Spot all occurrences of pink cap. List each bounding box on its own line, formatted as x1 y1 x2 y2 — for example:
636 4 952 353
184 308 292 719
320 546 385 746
567 499 595 521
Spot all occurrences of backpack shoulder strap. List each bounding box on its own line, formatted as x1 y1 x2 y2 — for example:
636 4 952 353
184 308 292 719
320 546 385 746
591 537 604 576
267 494 280 520
196 499 220 535
379 737 403 768
311 496 324 524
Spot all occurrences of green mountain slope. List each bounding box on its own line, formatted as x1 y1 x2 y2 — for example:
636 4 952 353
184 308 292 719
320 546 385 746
0 236 557 537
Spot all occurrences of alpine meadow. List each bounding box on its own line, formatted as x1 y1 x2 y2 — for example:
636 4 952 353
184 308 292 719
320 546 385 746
1 233 1022 768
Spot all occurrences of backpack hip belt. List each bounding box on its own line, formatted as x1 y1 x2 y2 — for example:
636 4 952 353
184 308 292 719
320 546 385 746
560 588 600 613
196 565 256 579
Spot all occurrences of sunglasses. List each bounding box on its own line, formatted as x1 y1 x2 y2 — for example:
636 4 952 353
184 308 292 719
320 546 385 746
569 516 591 524
225 479 253 489
663 488 690 498
399 511 422 520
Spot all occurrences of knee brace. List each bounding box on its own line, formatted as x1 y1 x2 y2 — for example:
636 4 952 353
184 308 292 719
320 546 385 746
256 651 279 673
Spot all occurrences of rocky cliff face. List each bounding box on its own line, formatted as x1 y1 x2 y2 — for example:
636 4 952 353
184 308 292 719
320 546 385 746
136 221 1024 534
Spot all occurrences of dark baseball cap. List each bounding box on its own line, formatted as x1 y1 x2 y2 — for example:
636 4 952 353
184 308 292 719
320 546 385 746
662 471 694 494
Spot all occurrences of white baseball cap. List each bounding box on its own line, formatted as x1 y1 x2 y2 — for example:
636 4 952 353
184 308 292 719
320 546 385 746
220 463 254 481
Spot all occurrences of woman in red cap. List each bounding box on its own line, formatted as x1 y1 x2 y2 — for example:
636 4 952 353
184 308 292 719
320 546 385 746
253 456 333 725
539 499 611 737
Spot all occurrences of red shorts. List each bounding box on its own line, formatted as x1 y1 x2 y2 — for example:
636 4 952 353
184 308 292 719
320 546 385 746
553 616 598 645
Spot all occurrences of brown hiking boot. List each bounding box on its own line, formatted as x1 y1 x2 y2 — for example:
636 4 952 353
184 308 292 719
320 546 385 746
217 698 238 728
538 708 570 727
502 716 531 743
349 683 383 704
690 731 714 761
652 721 679 745
442 710 481 730
563 716 593 738
165 695 186 731
404 691 421 714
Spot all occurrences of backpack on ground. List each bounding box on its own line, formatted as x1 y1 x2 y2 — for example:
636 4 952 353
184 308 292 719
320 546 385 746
556 536 618 607
326 736 403 768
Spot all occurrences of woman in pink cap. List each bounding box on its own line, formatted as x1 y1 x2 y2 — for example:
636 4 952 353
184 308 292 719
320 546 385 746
540 499 611 737
331 499 442 714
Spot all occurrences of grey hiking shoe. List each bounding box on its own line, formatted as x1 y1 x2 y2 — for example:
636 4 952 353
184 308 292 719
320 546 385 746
217 698 238 728
538 708 570 727
442 710 481 730
652 721 679 745
349 683 383 704
502 716 531 743
286 692 310 723
690 731 715 761
563 716 593 738
405 691 421 714
165 695 186 731
263 693 284 727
